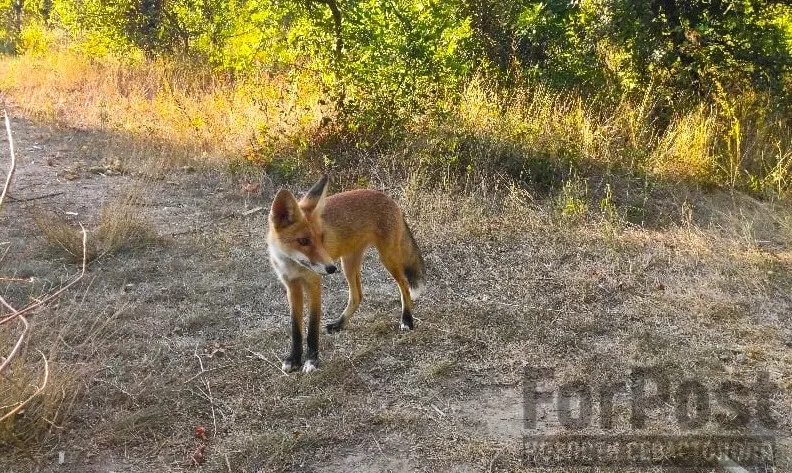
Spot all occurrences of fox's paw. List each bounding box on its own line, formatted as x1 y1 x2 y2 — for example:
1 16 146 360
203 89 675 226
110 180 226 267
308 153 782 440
282 358 302 373
399 310 414 331
302 359 319 373
325 319 345 334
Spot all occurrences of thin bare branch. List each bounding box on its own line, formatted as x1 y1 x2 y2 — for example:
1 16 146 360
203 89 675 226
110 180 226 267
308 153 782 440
0 111 81 430
0 350 50 422
0 277 33 283
0 311 26 374
0 109 16 209
0 223 87 323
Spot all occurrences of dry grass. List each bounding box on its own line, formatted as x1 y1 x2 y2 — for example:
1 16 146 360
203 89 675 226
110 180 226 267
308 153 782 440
31 212 90 261
94 187 160 256
419 80 792 197
0 51 327 171
649 104 717 181
1 109 96 456
0 300 124 451
1 52 790 199
33 186 159 263
1 170 790 470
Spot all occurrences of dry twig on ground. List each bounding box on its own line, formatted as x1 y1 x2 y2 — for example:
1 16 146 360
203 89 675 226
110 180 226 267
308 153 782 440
0 109 87 424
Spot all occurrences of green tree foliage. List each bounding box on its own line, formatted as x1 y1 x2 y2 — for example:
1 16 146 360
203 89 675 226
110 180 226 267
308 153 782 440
609 0 792 98
331 0 473 126
1 0 791 109
463 0 792 100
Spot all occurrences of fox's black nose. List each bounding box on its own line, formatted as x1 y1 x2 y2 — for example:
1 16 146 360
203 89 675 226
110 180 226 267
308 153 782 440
326 265 337 274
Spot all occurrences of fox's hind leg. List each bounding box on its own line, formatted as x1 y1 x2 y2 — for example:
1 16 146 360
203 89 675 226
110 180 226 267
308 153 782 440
379 251 414 331
326 250 364 333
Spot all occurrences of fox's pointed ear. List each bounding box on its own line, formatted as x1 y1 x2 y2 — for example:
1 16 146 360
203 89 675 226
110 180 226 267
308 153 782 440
299 174 329 212
270 189 299 229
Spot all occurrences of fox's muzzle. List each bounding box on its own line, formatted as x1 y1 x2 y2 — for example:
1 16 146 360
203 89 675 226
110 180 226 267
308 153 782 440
296 256 337 275
312 263 336 275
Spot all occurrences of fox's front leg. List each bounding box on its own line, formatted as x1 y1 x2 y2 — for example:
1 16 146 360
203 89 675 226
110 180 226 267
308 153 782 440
303 276 322 372
282 280 304 372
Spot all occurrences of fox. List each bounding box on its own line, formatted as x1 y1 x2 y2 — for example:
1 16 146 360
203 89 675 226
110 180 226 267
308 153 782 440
267 174 426 373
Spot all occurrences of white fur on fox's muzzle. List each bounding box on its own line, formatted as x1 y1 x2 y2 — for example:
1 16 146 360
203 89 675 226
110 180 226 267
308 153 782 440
269 243 335 277
293 255 335 275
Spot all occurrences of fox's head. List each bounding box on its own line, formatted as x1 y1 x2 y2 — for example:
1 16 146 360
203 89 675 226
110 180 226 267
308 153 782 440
268 174 337 276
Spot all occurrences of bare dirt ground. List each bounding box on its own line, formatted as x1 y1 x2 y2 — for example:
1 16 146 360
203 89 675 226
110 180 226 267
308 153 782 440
1 112 791 472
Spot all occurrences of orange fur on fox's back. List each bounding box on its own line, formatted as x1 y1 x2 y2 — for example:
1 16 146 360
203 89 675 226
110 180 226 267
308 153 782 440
320 190 404 257
319 189 425 298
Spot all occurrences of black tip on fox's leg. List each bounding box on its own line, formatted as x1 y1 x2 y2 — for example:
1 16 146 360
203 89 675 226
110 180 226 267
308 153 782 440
399 309 414 331
282 355 302 373
325 318 345 334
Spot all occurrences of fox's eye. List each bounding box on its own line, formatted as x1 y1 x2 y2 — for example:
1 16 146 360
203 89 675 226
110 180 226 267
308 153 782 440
297 237 310 246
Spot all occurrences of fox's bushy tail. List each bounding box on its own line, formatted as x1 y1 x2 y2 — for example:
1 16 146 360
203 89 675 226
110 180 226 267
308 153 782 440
401 219 426 300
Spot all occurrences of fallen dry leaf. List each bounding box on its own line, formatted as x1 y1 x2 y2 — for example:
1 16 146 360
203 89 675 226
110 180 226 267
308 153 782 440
190 445 206 467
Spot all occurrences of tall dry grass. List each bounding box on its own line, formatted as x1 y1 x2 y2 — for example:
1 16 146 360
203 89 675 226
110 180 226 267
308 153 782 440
33 185 160 263
0 297 126 452
0 51 327 168
417 79 791 197
0 51 789 198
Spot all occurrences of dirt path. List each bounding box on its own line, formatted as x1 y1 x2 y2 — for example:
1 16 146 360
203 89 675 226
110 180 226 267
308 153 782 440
1 114 790 472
